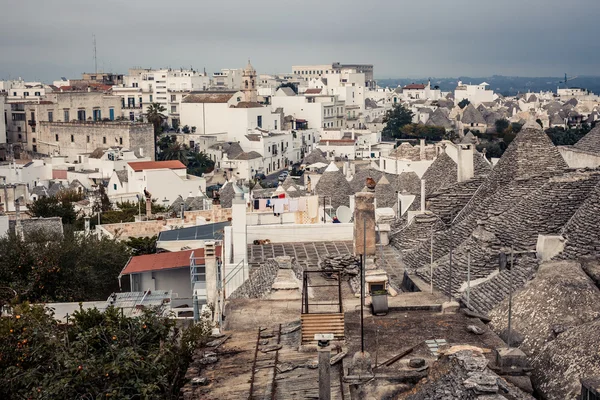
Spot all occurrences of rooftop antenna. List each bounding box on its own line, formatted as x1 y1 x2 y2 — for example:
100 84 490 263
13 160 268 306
93 34 97 74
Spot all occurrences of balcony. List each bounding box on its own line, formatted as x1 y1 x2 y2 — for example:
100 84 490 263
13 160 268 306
28 119 36 126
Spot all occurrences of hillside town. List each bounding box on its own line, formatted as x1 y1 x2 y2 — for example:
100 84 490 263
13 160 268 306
1 57 600 400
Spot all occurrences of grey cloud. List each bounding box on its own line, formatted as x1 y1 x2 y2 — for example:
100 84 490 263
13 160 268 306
1 0 599 81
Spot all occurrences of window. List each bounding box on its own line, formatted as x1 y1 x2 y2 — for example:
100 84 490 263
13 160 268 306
139 97 142 107
35 91 40 96
119 137 123 145
103 137 106 144
32 145 37 152
274 120 277 130
55 134 59 141
121 98 125 108
13 92 16 96
48 111 53 122
257 115 262 128
32 138 36 143
171 94 176 102
113 184 117 190
77 110 86 121
171 105 176 113
128 98 135 108
87 135 90 143
93 109 101 121
149 95 153 102
18 134 22 139
17 126 21 132
30 111 35 121
24 92 29 97
69 135 74 142
64 110 70 122
32 127 35 133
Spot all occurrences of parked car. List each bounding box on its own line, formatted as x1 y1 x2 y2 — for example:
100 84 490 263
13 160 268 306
255 173 267 180
278 172 288 181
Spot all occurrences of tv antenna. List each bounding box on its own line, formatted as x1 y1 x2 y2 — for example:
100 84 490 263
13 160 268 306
93 34 97 73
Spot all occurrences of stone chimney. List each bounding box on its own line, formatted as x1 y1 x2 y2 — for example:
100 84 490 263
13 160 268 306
420 179 426 213
457 144 474 183
353 190 376 258
145 197 152 219
203 241 218 321
231 192 247 266
419 139 426 160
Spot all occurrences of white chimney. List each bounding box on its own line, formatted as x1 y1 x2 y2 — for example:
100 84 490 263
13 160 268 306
419 139 426 160
420 179 426 213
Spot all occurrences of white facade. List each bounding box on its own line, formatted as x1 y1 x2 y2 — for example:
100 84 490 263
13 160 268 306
454 81 495 105
180 97 280 141
211 69 243 90
0 94 6 145
107 162 206 204
271 91 345 130
114 68 210 126
401 82 442 101
0 79 48 101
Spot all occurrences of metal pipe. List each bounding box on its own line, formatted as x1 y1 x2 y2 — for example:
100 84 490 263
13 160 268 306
361 218 366 354
508 246 514 348
466 249 471 308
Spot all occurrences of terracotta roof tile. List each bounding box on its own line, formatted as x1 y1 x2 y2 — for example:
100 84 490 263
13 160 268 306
304 88 322 95
127 160 186 171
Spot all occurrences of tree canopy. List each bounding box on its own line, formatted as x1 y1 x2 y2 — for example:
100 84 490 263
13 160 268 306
0 229 131 304
28 196 78 225
0 303 211 399
382 104 414 139
458 99 471 109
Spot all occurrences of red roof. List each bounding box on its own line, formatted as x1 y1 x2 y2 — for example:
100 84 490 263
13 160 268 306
304 88 322 95
121 249 194 275
52 169 68 179
404 84 426 90
319 139 356 145
128 160 186 171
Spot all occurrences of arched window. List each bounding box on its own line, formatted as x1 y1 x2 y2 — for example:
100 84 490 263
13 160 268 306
245 80 249 89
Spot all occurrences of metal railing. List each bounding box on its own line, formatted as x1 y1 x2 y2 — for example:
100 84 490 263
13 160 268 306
224 259 245 298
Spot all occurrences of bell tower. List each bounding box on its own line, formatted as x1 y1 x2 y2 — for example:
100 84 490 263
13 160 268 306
242 60 257 103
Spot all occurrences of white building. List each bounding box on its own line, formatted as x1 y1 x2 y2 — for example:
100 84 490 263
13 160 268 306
454 81 496 105
211 68 243 90
107 160 206 204
0 94 6 147
113 68 210 127
271 88 346 130
292 62 375 88
401 82 443 101
0 79 48 101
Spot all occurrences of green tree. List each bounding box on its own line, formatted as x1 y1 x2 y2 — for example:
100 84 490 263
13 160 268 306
146 103 167 158
458 99 471 109
161 142 190 165
0 303 212 399
0 229 130 303
187 151 215 176
382 104 414 139
125 235 157 255
157 134 177 153
28 196 78 225
494 118 510 134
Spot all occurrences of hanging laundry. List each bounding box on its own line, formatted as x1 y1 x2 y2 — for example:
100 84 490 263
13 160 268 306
272 198 285 214
259 199 267 211
307 196 319 218
289 199 299 212
298 197 307 212
253 199 259 210
278 193 286 199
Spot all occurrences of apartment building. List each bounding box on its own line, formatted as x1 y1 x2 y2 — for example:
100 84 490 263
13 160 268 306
292 62 375 88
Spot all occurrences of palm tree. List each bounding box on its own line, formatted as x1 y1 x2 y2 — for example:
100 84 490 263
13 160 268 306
161 143 190 165
187 151 215 176
146 103 166 159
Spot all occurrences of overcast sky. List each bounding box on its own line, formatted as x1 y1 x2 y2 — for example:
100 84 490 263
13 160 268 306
2 0 599 82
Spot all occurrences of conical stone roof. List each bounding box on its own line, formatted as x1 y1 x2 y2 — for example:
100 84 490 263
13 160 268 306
349 167 383 193
375 174 397 208
314 162 352 209
421 151 457 195
302 148 328 165
573 125 600 154
456 120 567 223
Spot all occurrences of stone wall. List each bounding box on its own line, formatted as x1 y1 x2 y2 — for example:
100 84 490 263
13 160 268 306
37 121 154 160
228 259 279 299
99 206 232 238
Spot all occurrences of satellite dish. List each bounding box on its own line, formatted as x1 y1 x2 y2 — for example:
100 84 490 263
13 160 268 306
336 206 352 223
